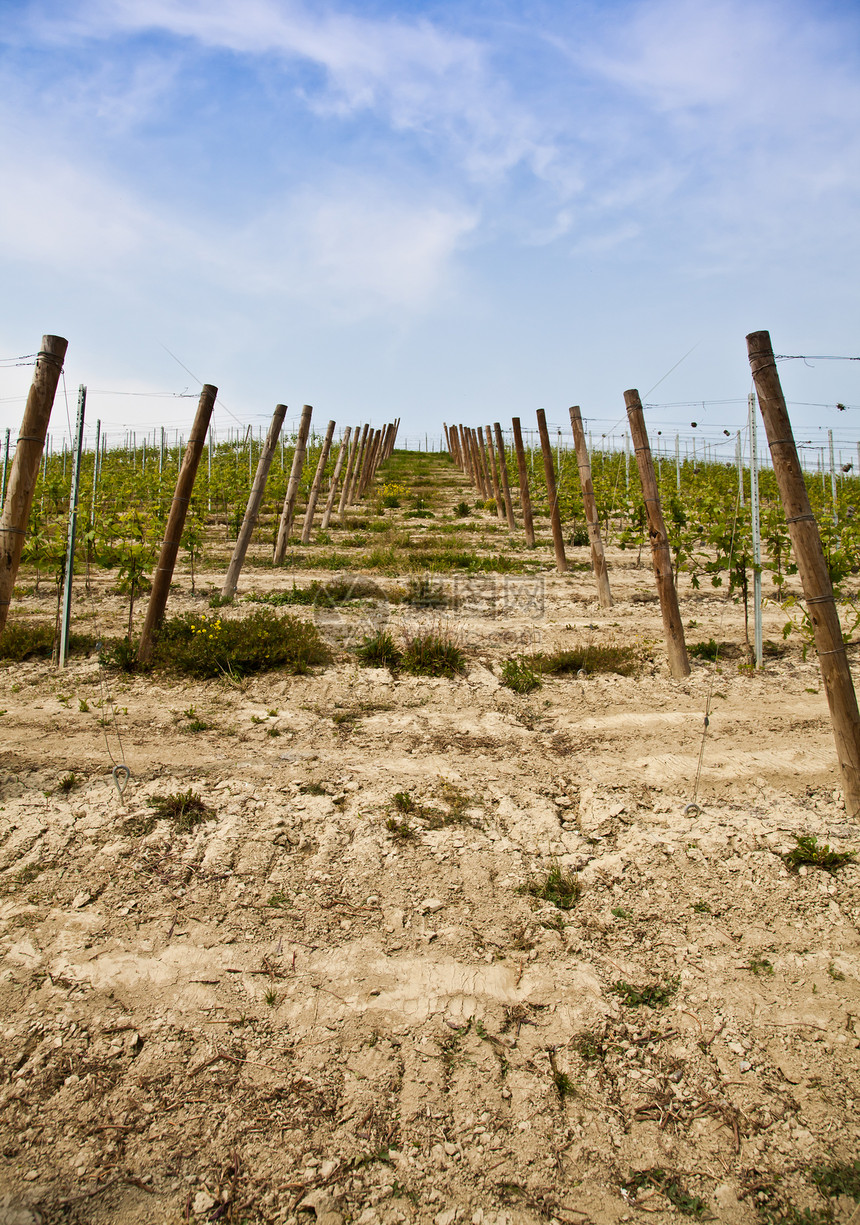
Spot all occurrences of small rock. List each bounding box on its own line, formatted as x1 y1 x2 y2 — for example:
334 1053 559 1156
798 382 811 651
192 1191 216 1215
421 898 444 913
71 892 91 910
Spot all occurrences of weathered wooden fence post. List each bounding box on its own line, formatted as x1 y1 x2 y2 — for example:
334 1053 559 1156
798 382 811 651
301 420 336 543
485 426 506 522
321 426 352 531
0 335 68 635
625 389 690 678
493 423 516 531
337 426 361 519
137 384 217 663
274 405 313 562
511 417 535 547
344 424 369 510
536 409 567 573
221 404 287 599
748 329 860 814
569 405 612 609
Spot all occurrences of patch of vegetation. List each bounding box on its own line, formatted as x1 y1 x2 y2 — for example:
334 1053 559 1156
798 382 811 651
0 622 98 661
689 638 724 661
401 629 466 677
691 900 712 913
404 576 447 607
151 609 329 679
57 772 79 794
501 656 542 694
611 906 632 920
528 644 638 678
392 791 415 813
385 817 415 840
784 835 855 872
610 978 679 1008
747 956 775 977
811 1160 860 1201
148 788 215 833
827 962 846 981
299 781 328 795
454 501 470 517
623 1169 709 1218
552 1069 575 1099
356 630 403 670
123 812 157 838
522 860 580 910
14 862 50 886
268 891 289 907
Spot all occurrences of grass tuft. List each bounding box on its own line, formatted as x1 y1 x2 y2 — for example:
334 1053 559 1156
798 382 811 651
356 630 402 670
401 629 466 677
528 644 637 677
522 860 580 910
148 788 215 833
501 657 542 694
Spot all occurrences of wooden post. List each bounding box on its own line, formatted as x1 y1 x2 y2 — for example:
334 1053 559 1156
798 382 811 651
748 330 860 814
625 389 690 678
58 384 86 668
274 404 312 562
493 423 516 531
356 429 378 499
321 425 351 531
301 420 336 544
476 429 493 502
137 384 217 663
360 429 382 496
221 404 286 599
485 426 506 522
337 426 361 518
511 417 535 547
0 335 68 635
459 426 473 483
536 409 567 573
569 406 612 609
344 423 370 509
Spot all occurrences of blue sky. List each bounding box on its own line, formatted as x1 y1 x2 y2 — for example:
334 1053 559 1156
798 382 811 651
1 0 859 459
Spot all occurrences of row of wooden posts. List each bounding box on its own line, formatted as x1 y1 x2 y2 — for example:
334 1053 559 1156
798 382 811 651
0 332 859 817
445 335 860 817
0 338 398 666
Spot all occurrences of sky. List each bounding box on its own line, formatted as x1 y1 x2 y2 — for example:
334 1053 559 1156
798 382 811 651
1 0 859 460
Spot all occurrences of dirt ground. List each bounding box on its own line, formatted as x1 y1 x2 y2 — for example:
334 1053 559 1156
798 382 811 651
1 455 859 1225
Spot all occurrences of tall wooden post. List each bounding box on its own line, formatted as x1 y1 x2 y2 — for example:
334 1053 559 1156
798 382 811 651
301 420 336 543
221 404 287 599
137 384 217 663
748 330 860 814
625 389 689 678
485 426 506 522
58 384 86 667
344 424 369 509
511 417 535 547
536 409 567 573
274 405 312 562
337 426 361 518
459 426 474 484
493 423 516 531
0 335 68 635
321 426 351 531
476 429 493 501
357 430 379 499
569 406 612 609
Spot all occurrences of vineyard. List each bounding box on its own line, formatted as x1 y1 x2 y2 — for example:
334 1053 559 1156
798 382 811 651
0 378 859 1224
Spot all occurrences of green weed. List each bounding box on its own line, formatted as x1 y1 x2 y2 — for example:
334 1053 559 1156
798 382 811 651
811 1159 860 1201
529 644 637 677
784 835 855 872
57 772 79 794
611 979 678 1008
393 792 415 813
151 609 329 679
